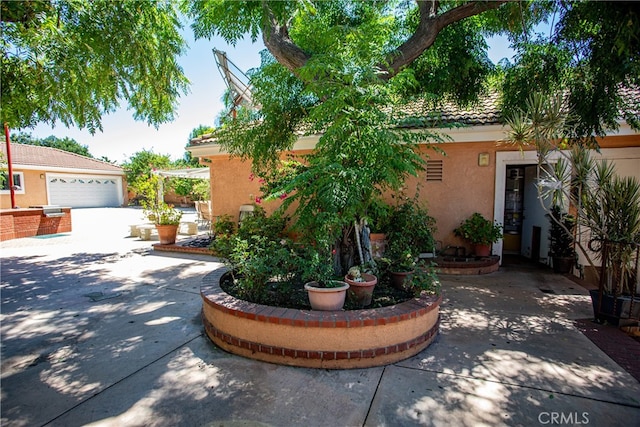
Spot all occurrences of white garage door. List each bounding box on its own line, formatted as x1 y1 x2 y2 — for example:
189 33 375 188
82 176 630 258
47 174 122 207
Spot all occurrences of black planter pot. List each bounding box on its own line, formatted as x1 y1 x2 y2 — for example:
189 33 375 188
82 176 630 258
552 256 574 274
589 289 640 326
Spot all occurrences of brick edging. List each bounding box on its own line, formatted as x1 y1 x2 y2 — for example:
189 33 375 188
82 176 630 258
200 266 442 368
203 311 440 361
200 268 442 328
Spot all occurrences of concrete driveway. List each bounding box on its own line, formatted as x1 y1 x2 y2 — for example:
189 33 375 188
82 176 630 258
1 207 639 426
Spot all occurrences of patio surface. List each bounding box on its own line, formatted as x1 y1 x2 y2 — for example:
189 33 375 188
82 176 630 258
1 207 639 426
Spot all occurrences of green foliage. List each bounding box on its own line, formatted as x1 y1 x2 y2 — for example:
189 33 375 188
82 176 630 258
236 205 288 242
406 263 440 297
557 1 640 136
122 150 172 201
210 206 329 302
379 197 437 273
454 213 503 246
547 206 576 258
381 248 415 273
11 132 94 157
500 1 640 137
189 180 210 202
144 203 183 226
365 197 392 233
386 197 437 254
226 236 300 302
189 125 215 141
576 157 640 295
212 215 235 237
404 14 494 104
504 91 639 293
2 0 188 130
166 176 209 202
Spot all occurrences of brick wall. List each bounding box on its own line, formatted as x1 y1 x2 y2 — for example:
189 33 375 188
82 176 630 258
0 208 72 241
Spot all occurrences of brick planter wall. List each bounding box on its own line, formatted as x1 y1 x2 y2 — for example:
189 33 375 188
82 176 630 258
0 208 72 241
201 268 441 369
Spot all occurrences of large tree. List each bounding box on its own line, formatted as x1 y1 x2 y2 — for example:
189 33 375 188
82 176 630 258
183 1 639 270
1 0 189 132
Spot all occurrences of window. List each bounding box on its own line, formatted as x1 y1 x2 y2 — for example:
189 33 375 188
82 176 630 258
1 171 25 194
425 160 443 182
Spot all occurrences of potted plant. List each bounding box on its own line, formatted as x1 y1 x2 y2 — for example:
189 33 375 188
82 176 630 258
578 166 640 325
300 248 350 311
344 265 378 307
454 212 502 257
547 205 576 274
145 203 183 244
383 238 416 290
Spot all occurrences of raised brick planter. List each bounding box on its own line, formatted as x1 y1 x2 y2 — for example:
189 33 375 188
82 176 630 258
201 268 441 369
0 207 72 241
436 256 500 275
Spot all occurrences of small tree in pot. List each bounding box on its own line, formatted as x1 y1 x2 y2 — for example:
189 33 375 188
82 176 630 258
547 205 576 274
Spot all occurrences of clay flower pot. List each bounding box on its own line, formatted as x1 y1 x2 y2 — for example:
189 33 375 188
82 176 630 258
344 273 378 307
156 224 179 245
473 244 491 257
304 281 350 311
389 270 414 290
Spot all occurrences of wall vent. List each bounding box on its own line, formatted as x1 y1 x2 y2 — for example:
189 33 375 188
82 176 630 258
426 160 443 182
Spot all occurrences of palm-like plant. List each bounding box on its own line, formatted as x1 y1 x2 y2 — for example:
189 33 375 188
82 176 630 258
504 91 640 293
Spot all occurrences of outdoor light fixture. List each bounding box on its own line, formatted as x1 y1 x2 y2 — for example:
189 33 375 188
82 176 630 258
478 152 490 166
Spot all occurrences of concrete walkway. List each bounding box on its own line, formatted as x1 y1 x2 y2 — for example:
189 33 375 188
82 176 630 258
1 208 639 426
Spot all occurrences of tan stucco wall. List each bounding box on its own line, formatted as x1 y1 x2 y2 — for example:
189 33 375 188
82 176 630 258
400 142 500 249
0 170 48 209
201 134 639 247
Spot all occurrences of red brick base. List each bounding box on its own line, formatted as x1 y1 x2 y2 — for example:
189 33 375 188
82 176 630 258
0 208 72 241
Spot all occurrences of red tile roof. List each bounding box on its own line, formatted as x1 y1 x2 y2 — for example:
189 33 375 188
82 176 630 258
188 88 639 147
0 143 123 172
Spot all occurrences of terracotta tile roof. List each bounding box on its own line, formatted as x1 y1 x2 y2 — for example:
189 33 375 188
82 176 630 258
0 143 123 172
397 92 502 126
188 92 504 148
188 88 639 147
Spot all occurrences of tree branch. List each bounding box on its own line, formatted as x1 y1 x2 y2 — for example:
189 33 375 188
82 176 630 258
261 4 309 73
381 0 508 80
260 1 507 80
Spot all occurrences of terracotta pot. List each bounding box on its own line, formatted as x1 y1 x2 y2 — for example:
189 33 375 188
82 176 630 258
389 270 414 290
369 233 387 258
156 224 179 245
304 281 349 311
344 273 378 307
473 244 491 257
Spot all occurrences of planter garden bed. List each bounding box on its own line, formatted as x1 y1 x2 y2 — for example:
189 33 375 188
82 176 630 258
201 268 441 369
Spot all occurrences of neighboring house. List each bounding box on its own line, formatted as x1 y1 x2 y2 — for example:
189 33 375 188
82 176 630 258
187 94 640 270
0 144 127 209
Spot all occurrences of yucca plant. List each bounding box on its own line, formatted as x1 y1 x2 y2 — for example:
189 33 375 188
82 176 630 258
579 164 640 294
504 91 639 294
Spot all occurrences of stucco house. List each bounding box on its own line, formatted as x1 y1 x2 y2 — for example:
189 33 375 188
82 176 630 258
1 143 127 209
187 94 640 272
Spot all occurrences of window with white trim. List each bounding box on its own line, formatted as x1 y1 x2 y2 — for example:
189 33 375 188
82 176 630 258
1 171 25 194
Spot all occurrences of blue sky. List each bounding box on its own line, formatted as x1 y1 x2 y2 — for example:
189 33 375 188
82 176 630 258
29 31 514 164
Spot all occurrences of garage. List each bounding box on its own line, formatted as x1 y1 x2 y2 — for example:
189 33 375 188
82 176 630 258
47 174 123 208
